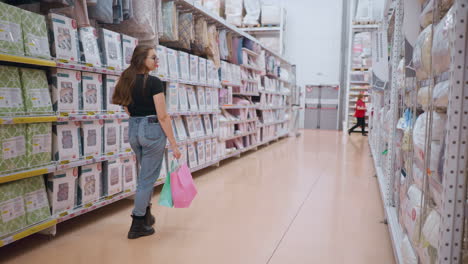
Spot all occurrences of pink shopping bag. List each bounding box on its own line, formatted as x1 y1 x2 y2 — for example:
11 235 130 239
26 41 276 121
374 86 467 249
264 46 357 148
171 163 198 208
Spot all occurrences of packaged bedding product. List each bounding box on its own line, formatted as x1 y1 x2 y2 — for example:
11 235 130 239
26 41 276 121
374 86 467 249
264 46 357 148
81 72 102 113
155 45 168 78
187 86 199 111
0 66 25 115
225 0 243 26
432 7 455 76
205 88 213 110
19 68 52 114
0 180 27 237
179 85 189 111
243 0 261 26
403 185 423 245
203 0 222 16
401 235 418 264
433 80 449 108
27 123 52 167
199 58 207 85
419 0 434 28
197 141 206 165
78 27 101 67
167 48 180 79
50 68 81 114
176 12 194 50
184 116 196 138
47 167 78 215
78 163 102 205
197 86 206 111
103 75 122 113
22 176 51 225
99 28 123 70
212 114 219 134
188 143 198 168
417 85 430 108
48 13 79 62
104 119 121 155
174 116 187 141
194 115 205 137
413 25 433 81
81 120 103 158
161 0 179 42
103 160 123 196
121 156 137 192
0 124 27 173
261 4 281 25
212 138 218 159
21 9 50 59
413 112 447 163
204 115 213 135
0 2 24 56
190 55 200 83
120 119 131 152
420 210 441 264
205 139 212 162
121 34 138 69
166 82 179 112
53 121 81 162
178 51 190 81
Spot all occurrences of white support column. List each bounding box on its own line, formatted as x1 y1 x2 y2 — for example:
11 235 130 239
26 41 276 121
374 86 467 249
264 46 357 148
439 0 468 262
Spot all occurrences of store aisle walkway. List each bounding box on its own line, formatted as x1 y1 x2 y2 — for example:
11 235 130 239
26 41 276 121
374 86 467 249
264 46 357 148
1 130 395 264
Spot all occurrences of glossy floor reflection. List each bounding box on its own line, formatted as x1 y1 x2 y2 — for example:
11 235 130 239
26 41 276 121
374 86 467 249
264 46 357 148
0 130 395 264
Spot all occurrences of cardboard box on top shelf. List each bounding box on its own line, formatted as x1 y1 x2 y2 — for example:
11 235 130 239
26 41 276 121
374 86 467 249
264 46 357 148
47 167 78 215
53 121 81 162
0 180 27 237
0 124 28 173
0 2 25 56
48 13 79 62
81 72 103 113
0 66 25 116
81 120 103 158
27 122 52 167
22 176 51 225
99 28 122 70
19 68 53 114
21 8 50 59
79 26 102 67
78 163 102 206
50 68 81 114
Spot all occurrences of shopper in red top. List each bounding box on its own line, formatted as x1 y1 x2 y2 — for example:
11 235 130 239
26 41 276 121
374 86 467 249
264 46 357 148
348 94 367 136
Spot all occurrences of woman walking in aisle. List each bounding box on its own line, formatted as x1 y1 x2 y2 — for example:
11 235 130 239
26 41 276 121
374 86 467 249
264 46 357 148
348 93 368 136
113 45 181 239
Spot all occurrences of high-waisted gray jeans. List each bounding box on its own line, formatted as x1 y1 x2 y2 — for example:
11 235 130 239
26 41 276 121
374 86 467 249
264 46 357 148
128 116 166 216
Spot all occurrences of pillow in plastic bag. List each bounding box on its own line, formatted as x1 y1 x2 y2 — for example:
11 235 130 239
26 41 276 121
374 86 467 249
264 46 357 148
432 7 455 75
419 0 434 28
433 80 449 108
243 0 261 26
413 26 433 81
401 235 418 264
413 163 423 189
160 0 178 42
421 210 441 263
403 185 423 245
413 112 447 158
225 0 243 27
417 85 430 109
193 17 209 55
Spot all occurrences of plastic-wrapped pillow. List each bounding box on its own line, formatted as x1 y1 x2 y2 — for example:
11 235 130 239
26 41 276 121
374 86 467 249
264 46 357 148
433 80 449 108
413 112 447 156
404 185 423 245
421 210 441 263
225 0 243 27
432 7 455 75
401 235 418 264
419 0 434 28
243 0 261 26
413 26 433 81
417 86 430 109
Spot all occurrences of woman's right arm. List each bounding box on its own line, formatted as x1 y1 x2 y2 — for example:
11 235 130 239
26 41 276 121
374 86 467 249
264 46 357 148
154 93 181 159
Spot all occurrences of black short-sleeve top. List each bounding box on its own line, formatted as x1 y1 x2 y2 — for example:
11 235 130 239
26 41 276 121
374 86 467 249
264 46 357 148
127 74 164 117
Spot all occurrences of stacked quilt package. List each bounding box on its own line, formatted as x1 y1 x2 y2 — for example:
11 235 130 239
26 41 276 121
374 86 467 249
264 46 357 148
78 163 102 205
0 66 25 116
167 48 179 79
81 120 103 158
53 121 81 162
79 27 102 67
104 119 121 155
104 75 121 112
120 119 131 152
48 13 79 62
166 82 179 112
121 156 137 192
103 160 123 196
0 2 25 56
19 68 53 114
179 51 190 82
155 45 168 78
99 29 123 70
122 34 138 69
50 69 81 114
22 176 51 225
81 72 103 112
27 123 52 167
21 9 50 59
0 180 27 237
47 167 78 214
0 124 28 173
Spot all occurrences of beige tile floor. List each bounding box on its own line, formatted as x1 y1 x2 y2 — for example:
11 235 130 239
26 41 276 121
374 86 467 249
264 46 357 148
0 130 395 264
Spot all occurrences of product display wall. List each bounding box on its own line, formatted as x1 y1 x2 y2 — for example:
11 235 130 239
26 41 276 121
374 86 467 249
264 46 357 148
0 0 295 247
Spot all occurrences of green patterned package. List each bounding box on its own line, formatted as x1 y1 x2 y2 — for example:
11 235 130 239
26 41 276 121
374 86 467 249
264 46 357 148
20 9 50 59
22 176 51 225
19 68 53 114
0 66 25 116
0 2 24 56
27 123 52 167
0 124 28 174
0 180 27 237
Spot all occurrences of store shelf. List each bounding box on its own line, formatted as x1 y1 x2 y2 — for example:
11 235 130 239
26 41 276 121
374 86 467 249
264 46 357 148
232 91 260 96
241 48 260 57
190 159 220 173
221 80 242 87
0 218 57 247
265 73 279 79
172 134 219 147
0 164 56 184
0 115 57 125
157 75 222 89
241 79 259 84
259 90 290 96
220 150 242 161
350 81 370 84
220 118 258 125
0 53 56 67
240 27 282 32
259 119 289 127
56 112 129 122
168 110 220 116
241 64 263 72
258 106 287 111
55 60 122 76
219 130 257 141
221 105 257 109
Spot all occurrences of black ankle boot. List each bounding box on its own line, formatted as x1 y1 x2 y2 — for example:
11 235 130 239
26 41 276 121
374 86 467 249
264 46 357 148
128 215 155 239
145 206 155 226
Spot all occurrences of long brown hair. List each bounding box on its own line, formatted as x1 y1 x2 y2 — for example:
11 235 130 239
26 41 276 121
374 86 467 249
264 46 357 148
357 94 365 100
112 45 154 106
